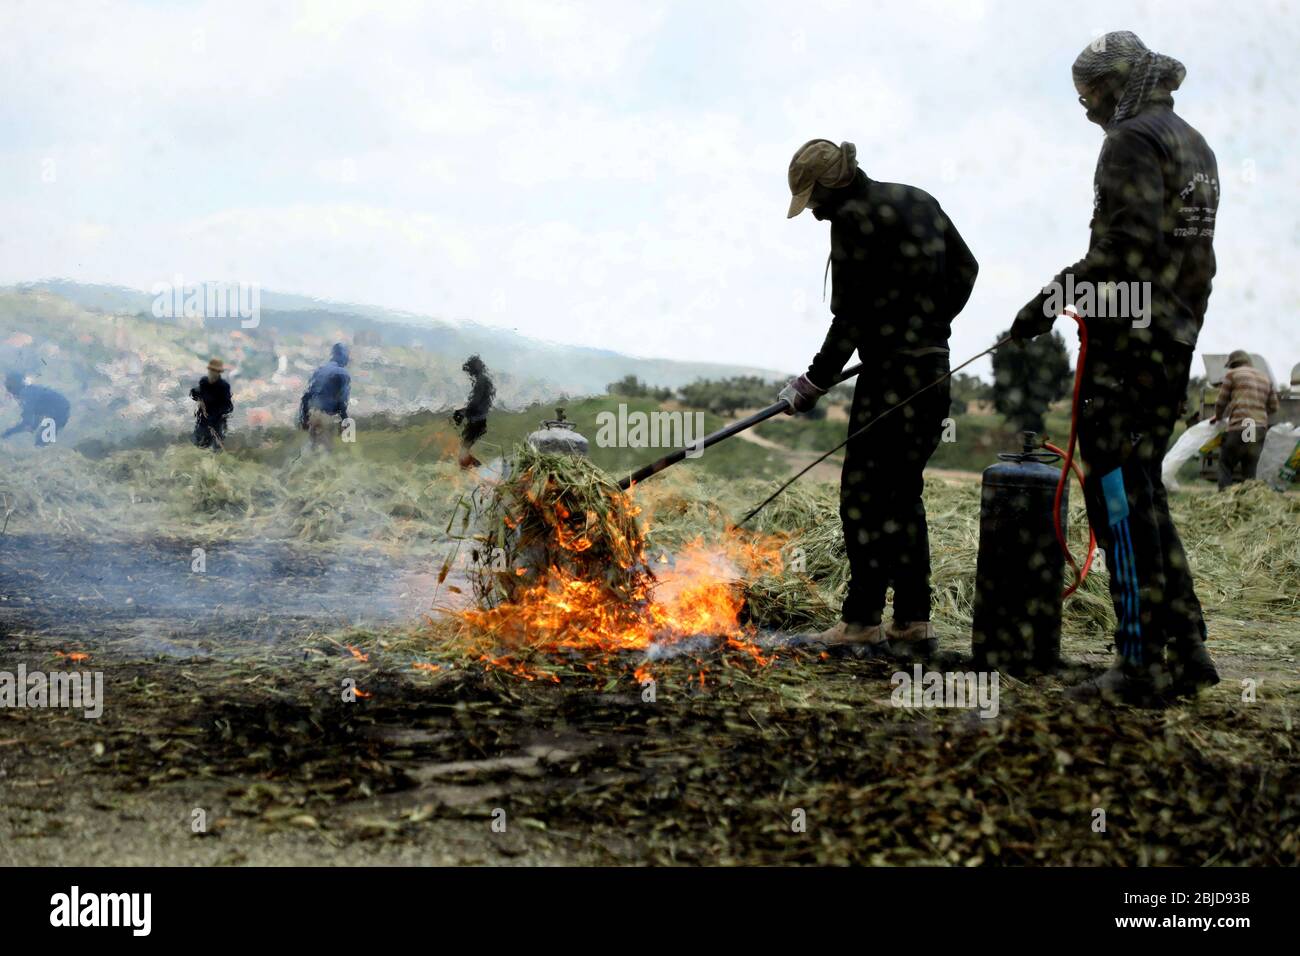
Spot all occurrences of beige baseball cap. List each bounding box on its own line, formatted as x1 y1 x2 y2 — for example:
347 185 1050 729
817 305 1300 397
787 139 858 218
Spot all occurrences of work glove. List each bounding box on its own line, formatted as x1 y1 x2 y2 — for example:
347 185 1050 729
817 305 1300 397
1010 291 1055 343
778 374 826 415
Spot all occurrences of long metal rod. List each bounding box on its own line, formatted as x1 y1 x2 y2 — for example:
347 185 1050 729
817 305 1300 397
734 337 1010 527
616 362 864 490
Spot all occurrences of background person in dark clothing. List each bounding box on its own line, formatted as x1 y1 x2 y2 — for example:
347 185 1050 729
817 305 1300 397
453 354 495 469
779 139 979 656
190 358 233 451
298 343 351 451
3 372 71 447
1010 31 1220 704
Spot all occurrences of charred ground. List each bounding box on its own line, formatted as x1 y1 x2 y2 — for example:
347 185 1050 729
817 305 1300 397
1 438 1297 865
3 628 1298 865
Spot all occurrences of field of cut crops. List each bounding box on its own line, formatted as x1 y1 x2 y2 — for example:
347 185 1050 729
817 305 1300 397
2 433 1298 865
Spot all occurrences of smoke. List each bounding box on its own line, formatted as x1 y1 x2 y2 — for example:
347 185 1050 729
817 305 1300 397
0 444 480 654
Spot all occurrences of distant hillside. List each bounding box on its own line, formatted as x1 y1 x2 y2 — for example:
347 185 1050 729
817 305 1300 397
0 281 780 443
10 280 778 392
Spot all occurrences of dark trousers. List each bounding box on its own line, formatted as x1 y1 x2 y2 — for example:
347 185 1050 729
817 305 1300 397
1077 342 1207 672
193 415 226 451
9 413 69 446
1217 427 1266 489
839 352 950 626
460 417 488 446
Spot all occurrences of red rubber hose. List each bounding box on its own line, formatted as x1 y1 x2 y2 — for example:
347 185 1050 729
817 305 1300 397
1047 308 1095 599
1044 439 1095 596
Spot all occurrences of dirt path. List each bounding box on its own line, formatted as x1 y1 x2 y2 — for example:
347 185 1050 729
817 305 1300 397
732 428 845 484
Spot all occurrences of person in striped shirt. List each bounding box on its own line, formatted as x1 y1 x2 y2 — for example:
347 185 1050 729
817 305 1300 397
1214 350 1279 489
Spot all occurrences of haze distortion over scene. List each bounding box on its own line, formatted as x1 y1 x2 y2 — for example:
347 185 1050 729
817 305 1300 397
0 0 1296 936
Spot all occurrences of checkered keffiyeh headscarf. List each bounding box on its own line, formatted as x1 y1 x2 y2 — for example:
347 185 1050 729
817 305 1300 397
1072 31 1185 128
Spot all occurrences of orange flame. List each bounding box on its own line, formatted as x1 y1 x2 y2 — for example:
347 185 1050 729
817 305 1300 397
455 531 785 675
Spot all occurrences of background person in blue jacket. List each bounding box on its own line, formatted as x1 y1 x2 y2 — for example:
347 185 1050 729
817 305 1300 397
298 342 351 451
3 372 71 447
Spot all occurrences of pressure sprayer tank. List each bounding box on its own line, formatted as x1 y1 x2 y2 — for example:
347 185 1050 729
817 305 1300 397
525 408 589 457
971 432 1066 675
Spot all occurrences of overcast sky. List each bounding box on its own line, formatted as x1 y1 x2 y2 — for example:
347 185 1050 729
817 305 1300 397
2 0 1297 381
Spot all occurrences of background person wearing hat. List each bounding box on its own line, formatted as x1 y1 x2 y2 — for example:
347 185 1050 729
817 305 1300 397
1214 350 1279 489
779 138 980 657
1009 31 1220 704
190 358 233 451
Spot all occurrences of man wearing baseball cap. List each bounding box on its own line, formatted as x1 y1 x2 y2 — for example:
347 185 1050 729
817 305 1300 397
190 357 234 451
779 138 979 656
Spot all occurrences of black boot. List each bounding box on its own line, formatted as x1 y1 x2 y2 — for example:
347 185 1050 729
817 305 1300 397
1067 658 1166 708
1168 639 1220 698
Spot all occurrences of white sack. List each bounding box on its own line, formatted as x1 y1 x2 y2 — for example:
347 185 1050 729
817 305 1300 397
1161 419 1219 491
1259 422 1300 492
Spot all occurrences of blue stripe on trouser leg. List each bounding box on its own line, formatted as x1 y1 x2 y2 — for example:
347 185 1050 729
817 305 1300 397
1101 468 1143 665
1110 523 1133 657
1117 519 1143 663
1112 524 1137 661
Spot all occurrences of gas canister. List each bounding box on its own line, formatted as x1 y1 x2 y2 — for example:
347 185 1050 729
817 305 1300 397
525 408 589 457
971 432 1066 674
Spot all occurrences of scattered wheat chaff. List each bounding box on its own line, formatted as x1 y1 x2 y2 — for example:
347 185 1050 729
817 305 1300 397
738 476 1299 641
2 444 471 549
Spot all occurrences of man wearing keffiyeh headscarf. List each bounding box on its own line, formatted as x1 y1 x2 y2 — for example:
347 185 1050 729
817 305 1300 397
781 138 980 657
1071 30 1187 129
1010 32 1221 705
